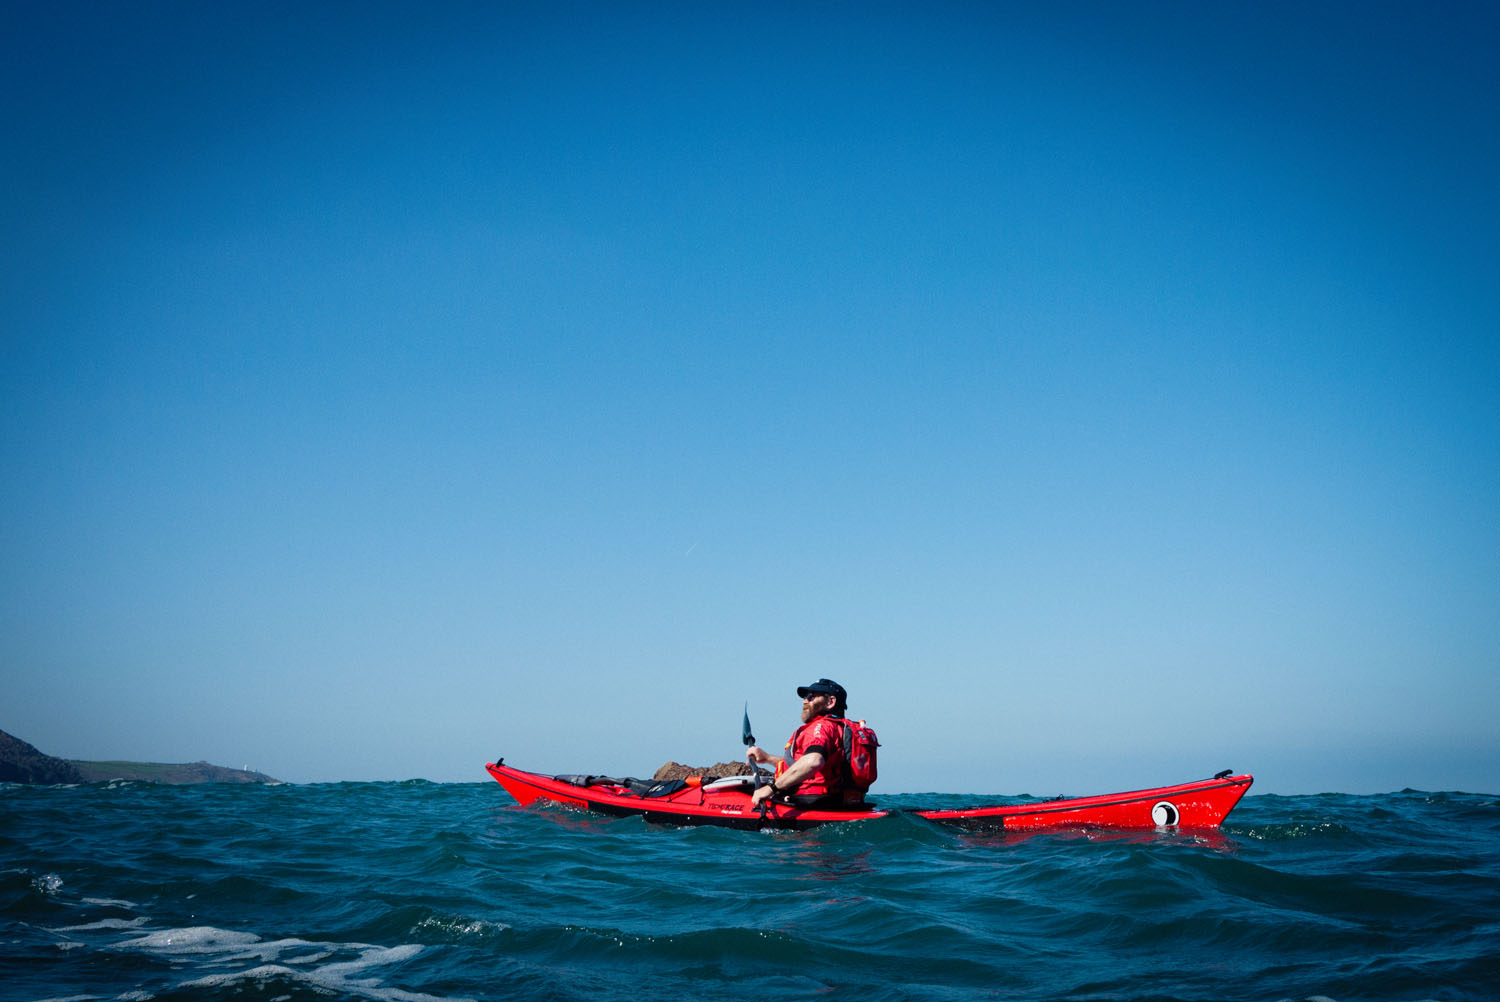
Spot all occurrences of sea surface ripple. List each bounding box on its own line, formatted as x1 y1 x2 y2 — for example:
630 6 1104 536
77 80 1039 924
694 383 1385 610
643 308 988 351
3 779 1498 1001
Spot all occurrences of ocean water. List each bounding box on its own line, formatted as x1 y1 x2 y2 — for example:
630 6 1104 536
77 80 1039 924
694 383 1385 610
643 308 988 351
3 780 1497 1002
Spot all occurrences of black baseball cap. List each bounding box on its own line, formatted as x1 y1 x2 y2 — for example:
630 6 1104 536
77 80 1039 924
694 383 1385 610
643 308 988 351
796 678 847 711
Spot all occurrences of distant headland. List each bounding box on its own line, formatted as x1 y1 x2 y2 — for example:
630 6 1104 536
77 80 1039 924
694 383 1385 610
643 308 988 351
1 728 280 785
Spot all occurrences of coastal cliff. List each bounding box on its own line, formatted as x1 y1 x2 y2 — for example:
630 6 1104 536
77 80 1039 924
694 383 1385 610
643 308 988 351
1 728 279 784
0 729 85 784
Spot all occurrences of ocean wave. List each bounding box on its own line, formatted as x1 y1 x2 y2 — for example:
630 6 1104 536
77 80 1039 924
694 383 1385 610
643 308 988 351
112 926 474 1002
5 783 1499 1001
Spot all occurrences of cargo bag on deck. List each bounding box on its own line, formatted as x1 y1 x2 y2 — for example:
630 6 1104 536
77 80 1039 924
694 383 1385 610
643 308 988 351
554 775 688 798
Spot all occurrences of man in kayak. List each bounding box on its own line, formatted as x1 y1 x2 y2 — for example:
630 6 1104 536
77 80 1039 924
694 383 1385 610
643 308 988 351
746 678 862 809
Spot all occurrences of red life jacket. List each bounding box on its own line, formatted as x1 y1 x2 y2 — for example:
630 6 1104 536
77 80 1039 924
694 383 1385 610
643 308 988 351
781 714 880 800
780 715 844 796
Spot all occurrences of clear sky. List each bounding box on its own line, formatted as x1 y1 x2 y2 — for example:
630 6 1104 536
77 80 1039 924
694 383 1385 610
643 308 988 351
3 3 1496 795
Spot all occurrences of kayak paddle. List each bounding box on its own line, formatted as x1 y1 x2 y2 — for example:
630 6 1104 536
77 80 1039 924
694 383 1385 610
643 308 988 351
744 702 768 783
743 703 774 819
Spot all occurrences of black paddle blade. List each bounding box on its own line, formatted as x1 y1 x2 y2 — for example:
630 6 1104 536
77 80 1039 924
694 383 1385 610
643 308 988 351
742 703 755 746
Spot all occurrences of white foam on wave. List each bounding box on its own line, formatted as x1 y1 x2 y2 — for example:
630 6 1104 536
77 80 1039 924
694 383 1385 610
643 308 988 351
115 926 473 1002
179 946 465 1002
117 926 263 955
319 942 423 976
413 915 510 938
55 917 150 932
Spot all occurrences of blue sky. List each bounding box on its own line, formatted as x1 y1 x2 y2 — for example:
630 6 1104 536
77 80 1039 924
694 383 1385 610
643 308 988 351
3 2 1496 794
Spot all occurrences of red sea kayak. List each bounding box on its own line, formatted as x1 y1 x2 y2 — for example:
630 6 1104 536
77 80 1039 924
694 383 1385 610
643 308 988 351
486 760 1253 832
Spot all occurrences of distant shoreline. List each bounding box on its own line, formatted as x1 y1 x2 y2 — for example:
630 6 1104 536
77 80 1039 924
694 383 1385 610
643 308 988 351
66 759 281 784
1 728 280 785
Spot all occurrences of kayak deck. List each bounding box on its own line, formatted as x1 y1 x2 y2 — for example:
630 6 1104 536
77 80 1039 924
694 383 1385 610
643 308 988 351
486 760 1253 832
485 760 887 830
910 773 1254 830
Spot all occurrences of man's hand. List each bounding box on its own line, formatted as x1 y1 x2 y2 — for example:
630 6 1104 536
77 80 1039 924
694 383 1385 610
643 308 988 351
747 745 781 766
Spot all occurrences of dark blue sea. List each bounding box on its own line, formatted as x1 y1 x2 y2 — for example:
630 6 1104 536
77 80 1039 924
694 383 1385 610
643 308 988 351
3 780 1498 1002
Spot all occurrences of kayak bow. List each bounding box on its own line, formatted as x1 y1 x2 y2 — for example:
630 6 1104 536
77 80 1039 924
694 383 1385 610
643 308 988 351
910 772 1254 831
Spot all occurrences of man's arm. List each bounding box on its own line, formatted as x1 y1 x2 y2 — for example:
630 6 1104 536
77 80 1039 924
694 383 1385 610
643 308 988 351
776 750 825 790
750 749 824 805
